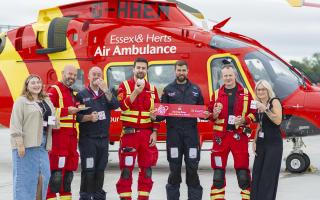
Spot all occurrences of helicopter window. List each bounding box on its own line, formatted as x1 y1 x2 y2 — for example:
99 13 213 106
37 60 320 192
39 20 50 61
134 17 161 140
210 35 248 49
107 66 133 96
210 57 246 91
73 69 85 92
148 64 175 97
244 51 302 99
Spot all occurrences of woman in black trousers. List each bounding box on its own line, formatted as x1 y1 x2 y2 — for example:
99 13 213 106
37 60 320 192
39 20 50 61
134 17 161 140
251 80 283 200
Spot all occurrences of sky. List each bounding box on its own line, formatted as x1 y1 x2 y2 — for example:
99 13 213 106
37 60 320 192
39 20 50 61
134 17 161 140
0 0 319 62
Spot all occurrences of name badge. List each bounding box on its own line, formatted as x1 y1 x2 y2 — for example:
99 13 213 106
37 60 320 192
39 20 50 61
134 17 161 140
48 116 56 125
250 100 257 109
43 121 48 127
98 111 106 120
228 115 235 125
258 131 264 138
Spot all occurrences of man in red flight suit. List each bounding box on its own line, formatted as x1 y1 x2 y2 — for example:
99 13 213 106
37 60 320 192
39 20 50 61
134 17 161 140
116 57 160 200
208 63 256 200
47 65 80 200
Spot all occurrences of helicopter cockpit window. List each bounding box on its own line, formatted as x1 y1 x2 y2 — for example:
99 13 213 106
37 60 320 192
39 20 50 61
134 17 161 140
148 64 175 97
244 51 302 99
210 35 249 49
73 69 85 92
210 58 246 91
107 66 133 96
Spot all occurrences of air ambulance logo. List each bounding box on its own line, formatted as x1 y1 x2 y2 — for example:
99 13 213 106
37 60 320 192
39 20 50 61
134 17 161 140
157 105 169 115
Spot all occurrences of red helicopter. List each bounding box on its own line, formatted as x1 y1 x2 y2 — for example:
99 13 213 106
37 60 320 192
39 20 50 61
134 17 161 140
0 0 319 173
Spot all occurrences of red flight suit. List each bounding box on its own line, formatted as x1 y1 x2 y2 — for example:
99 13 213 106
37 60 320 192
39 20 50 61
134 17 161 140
46 81 79 200
116 78 160 200
208 83 256 200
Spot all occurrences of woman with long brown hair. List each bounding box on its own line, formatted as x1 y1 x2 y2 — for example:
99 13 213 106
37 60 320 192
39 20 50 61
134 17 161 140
10 74 56 200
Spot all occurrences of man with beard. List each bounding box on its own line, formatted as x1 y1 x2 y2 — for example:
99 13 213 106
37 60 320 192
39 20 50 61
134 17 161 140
47 65 80 200
150 60 206 200
76 66 119 200
116 57 160 200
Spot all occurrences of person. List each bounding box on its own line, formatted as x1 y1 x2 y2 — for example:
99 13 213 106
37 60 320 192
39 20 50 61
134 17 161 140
250 80 283 200
208 63 256 200
151 60 207 200
10 74 55 200
46 65 80 200
76 66 119 200
116 57 160 200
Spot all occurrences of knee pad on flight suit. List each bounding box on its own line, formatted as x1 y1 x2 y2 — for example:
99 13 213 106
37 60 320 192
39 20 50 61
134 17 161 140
145 167 152 178
213 169 225 189
49 170 62 193
64 171 74 192
121 168 131 179
185 161 200 187
168 162 182 185
236 169 250 190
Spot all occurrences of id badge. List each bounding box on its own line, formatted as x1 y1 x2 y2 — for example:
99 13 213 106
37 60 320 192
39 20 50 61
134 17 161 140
98 111 106 120
48 116 56 125
258 131 264 138
42 121 48 127
250 100 257 109
228 115 235 125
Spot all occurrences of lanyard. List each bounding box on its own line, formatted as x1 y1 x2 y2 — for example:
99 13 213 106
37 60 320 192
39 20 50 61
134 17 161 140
87 86 105 100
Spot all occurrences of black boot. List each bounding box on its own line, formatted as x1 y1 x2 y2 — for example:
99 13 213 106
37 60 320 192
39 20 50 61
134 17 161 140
94 190 106 200
187 185 203 200
166 183 180 200
80 192 94 200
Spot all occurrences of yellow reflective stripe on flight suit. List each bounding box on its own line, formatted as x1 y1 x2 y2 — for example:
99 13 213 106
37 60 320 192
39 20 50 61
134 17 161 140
213 125 223 131
150 84 155 110
60 115 74 120
51 85 64 107
140 118 152 124
120 116 138 123
123 80 131 95
60 195 72 200
248 113 256 121
59 123 74 128
211 194 225 200
211 188 225 194
120 192 132 197
214 89 219 101
241 194 250 199
242 88 249 118
215 119 224 124
138 191 150 196
122 110 139 116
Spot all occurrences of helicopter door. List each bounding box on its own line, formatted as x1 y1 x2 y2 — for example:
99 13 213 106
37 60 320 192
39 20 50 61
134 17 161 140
207 53 254 98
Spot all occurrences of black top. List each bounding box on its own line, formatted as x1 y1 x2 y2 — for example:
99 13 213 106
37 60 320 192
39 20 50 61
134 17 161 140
256 98 282 144
38 100 51 122
157 79 204 129
225 85 238 130
76 87 119 138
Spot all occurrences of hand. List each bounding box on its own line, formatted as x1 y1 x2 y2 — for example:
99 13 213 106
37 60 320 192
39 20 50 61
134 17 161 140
235 116 244 126
149 131 157 147
252 141 257 156
96 78 108 92
203 111 210 119
134 80 145 94
91 111 98 122
150 109 157 121
213 103 222 119
256 101 267 113
68 106 80 115
17 145 25 158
